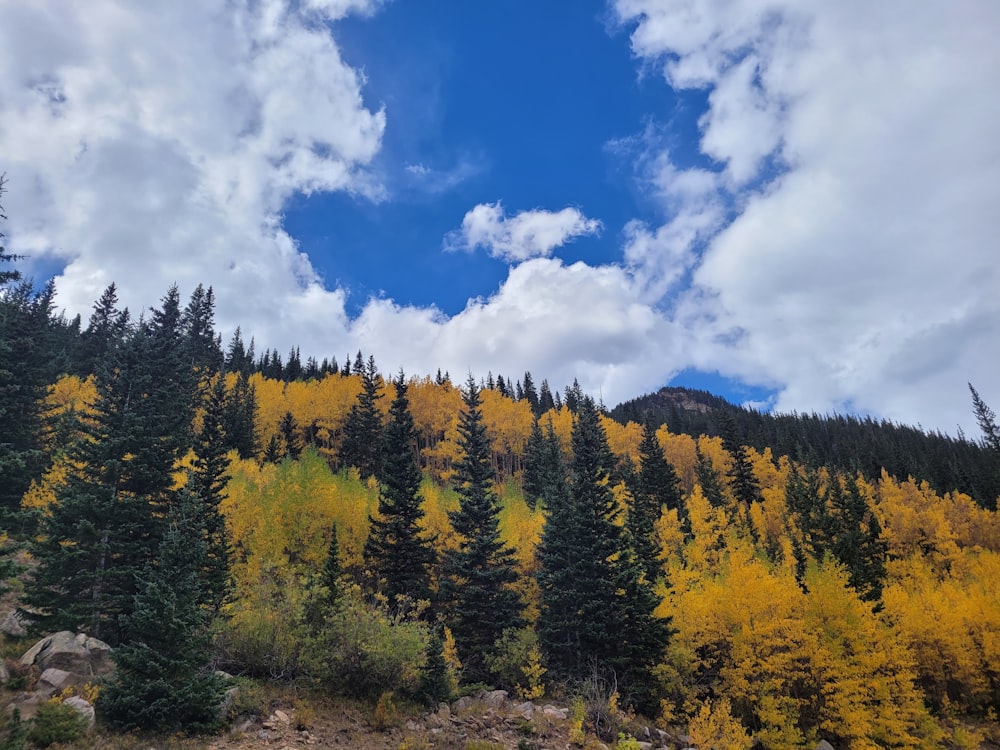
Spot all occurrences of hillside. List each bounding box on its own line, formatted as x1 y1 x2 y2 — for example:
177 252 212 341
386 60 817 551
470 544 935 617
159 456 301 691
612 386 1000 508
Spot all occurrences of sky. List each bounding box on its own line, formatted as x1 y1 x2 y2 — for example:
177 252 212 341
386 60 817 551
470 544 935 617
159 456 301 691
1 0 999 435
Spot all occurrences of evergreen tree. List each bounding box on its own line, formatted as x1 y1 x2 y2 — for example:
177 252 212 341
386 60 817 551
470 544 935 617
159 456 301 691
828 475 887 604
340 355 383 478
537 398 669 700
563 379 583 413
417 627 454 705
363 372 436 609
0 279 60 519
522 371 540 415
628 423 682 582
321 525 345 607
720 413 761 506
970 383 1000 454
221 372 258 459
0 174 20 287
694 445 727 509
182 284 222 374
99 491 225 732
279 410 303 460
77 283 130 376
224 327 253 376
188 375 232 612
522 417 565 511
539 379 555 413
440 376 525 681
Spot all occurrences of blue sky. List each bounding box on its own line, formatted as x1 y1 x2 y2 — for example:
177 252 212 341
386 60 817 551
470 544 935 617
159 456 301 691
1 0 998 432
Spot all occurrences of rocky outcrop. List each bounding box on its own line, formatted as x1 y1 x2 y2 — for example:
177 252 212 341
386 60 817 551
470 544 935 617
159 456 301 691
18 631 113 677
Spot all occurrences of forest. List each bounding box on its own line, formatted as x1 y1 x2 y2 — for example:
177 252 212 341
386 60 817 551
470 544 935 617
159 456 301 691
2 239 1000 748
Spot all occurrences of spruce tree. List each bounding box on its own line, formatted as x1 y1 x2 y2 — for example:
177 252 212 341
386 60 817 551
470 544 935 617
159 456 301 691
279 410 303 460
189 375 232 612
99 491 225 732
77 283 130 376
537 398 669 698
27 290 199 643
340 355 384 479
440 376 525 682
720 413 761 506
182 284 222 374
628 423 682 583
363 372 436 609
221 371 258 459
694 445 727 509
522 417 565 511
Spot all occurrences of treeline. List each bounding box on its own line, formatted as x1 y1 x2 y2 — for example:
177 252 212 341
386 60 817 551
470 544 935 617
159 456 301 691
612 386 1000 509
4 224 1000 744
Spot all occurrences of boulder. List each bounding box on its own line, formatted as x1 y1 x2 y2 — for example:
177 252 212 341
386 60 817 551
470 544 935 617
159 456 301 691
513 700 535 719
482 689 508 710
63 696 95 731
19 632 113 677
542 704 568 720
1 610 26 637
37 668 86 696
451 695 473 713
816 742 836 750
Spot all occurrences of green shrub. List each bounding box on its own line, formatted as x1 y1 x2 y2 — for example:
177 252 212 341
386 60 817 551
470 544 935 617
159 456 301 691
26 701 86 748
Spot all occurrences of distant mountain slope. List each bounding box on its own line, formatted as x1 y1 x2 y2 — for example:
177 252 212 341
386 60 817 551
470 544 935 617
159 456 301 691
611 387 999 509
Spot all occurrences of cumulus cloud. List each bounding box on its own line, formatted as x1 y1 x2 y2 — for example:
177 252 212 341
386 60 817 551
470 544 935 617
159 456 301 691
615 0 1000 433
445 202 603 262
0 0 384 340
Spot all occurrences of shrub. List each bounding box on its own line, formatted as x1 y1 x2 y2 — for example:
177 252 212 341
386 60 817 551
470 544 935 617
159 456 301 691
26 701 86 748
484 628 545 700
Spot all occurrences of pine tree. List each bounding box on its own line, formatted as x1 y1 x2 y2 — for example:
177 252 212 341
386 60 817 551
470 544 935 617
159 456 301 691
279 411 303 460
827 475 887 604
182 284 222 374
418 627 454 705
363 372 436 609
0 174 20 287
321 525 345 607
522 371 540 415
694 445 727 509
77 283 130 376
222 372 258 459
969 383 1000 455
720 413 761 506
27 290 200 644
628 423 682 583
340 355 384 479
188 375 232 612
522 417 565 511
537 398 669 698
440 376 525 681
99 491 225 732
539 379 555 413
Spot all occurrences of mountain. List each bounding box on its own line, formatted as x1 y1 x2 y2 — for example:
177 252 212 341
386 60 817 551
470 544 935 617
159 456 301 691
611 386 999 509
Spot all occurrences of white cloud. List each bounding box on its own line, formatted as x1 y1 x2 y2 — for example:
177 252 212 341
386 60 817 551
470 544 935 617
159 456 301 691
0 0 384 337
615 0 1000 433
446 202 603 262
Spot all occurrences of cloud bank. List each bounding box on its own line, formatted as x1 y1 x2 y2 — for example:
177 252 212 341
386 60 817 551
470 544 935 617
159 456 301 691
1 0 998 434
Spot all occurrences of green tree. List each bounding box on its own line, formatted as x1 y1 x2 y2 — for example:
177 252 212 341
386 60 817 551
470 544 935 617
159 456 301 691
182 284 222 375
76 283 130 376
522 416 565 511
628 422 682 583
694 445 727 509
440 376 525 681
340 355 384 479
719 413 761 506
222 371 258 459
537 398 669 701
188 375 232 612
363 372 436 609
279 410 303 460
99 491 225 732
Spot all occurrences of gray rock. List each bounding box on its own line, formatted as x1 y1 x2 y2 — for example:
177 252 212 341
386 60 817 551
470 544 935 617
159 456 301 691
63 696 95 731
5 693 43 722
816 742 836 750
451 695 473 713
541 704 568 720
482 689 508 710
1 610 26 637
20 631 113 676
513 700 535 719
0 660 8 685
38 667 82 696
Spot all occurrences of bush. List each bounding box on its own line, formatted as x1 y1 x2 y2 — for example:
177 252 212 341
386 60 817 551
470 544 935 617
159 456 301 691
484 628 545 700
308 597 428 701
26 701 86 748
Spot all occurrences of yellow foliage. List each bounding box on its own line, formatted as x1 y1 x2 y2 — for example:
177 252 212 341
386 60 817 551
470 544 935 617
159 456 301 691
602 416 642 464
687 698 751 750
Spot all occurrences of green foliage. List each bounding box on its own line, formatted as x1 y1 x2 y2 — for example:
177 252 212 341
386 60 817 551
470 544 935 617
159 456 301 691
339 355 384 479
483 628 545 700
0 708 28 750
440 376 525 681
364 372 437 609
99 493 225 733
417 627 454 705
629 422 682 582
538 397 669 706
308 595 429 700
26 701 86 748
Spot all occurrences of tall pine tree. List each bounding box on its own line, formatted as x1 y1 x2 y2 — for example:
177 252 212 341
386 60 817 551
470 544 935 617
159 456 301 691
340 355 384 479
537 398 669 701
628 422 682 583
363 372 436 610
440 376 525 682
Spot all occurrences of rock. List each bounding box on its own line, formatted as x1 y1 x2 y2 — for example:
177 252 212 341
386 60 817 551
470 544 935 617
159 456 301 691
451 696 473 713
19 632 113 677
37 667 85 696
1 611 26 637
637 742 653 750
0 660 8 685
542 704 568 720
436 702 451 720
274 708 290 723
482 689 508 710
816 742 836 750
513 700 535 719
5 693 43 722
63 696 95 731
218 685 240 720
